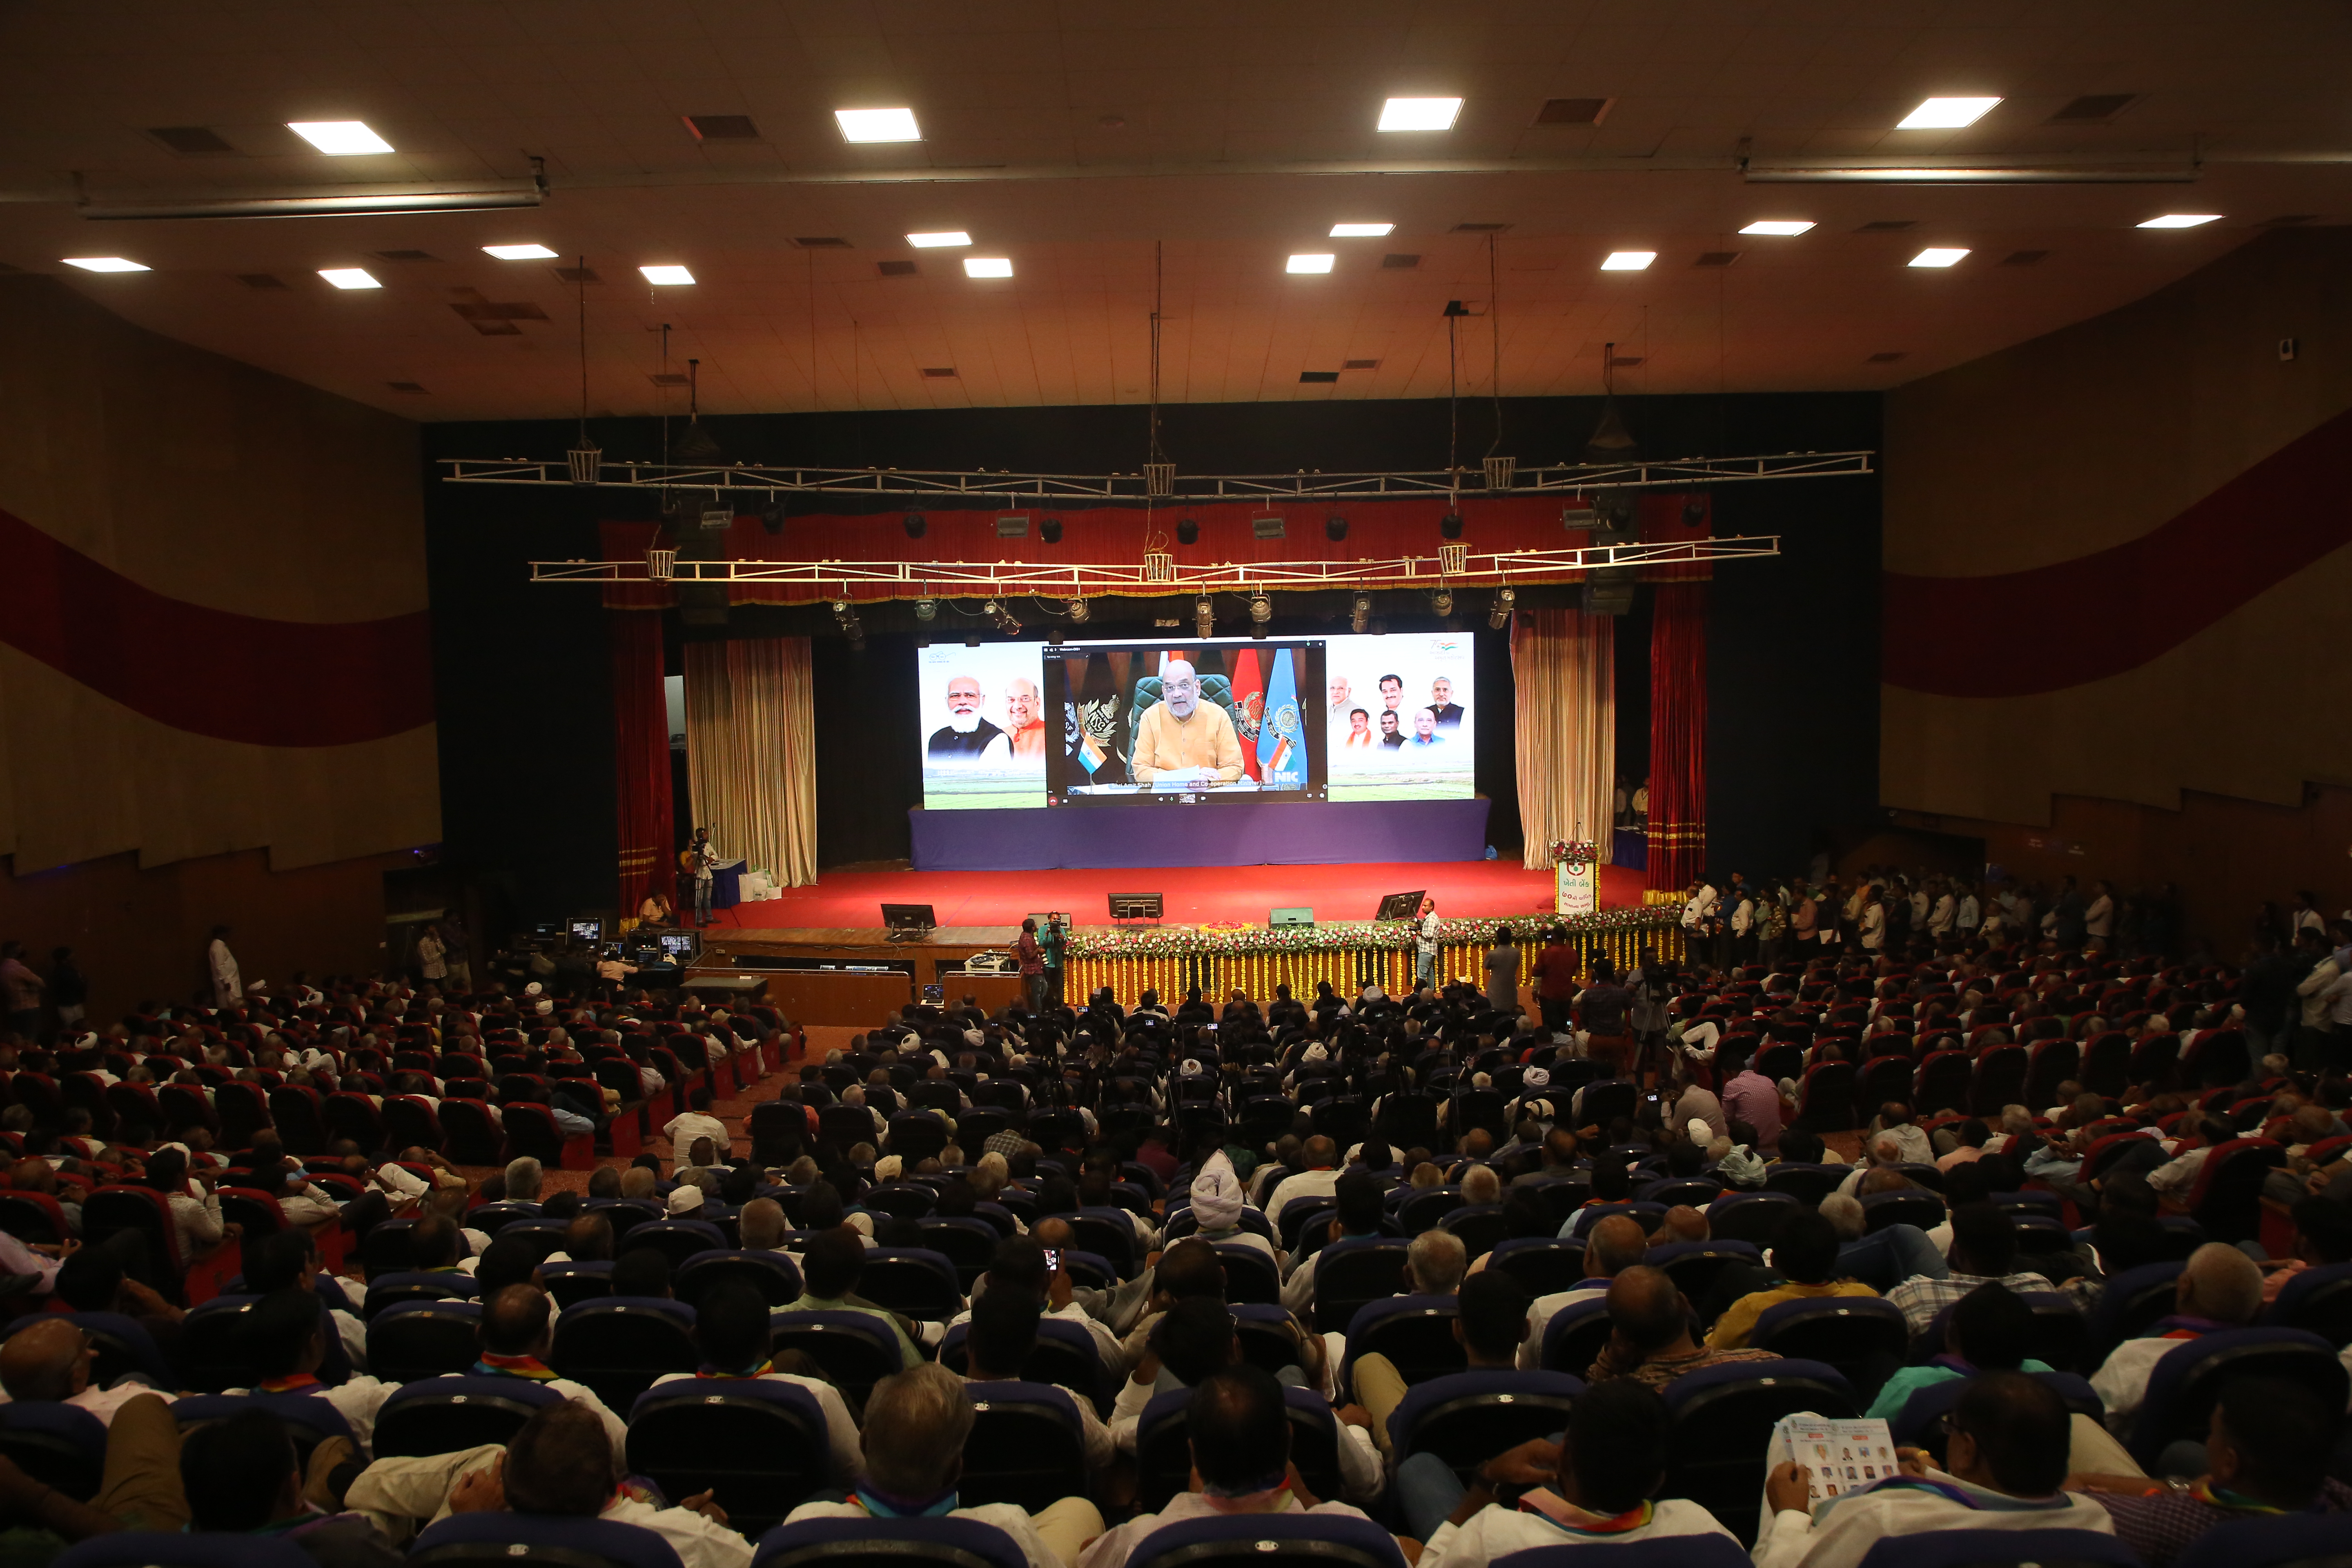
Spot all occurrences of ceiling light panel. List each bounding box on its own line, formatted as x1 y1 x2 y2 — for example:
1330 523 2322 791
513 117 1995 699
1740 220 1815 236
1330 223 1393 237
1378 97 1461 132
1908 247 1970 267
964 256 1013 277
287 120 394 155
639 264 695 284
318 267 381 289
836 107 921 143
1896 96 2001 129
483 243 558 260
61 256 148 272
1600 251 1656 270
2137 213 2221 228
1286 253 1335 274
907 231 971 247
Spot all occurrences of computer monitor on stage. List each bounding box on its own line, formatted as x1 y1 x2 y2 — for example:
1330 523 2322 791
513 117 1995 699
1374 889 1427 922
882 903 938 934
657 930 700 962
569 916 606 944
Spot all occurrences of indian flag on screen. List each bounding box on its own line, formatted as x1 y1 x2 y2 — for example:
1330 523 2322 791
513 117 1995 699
1258 649 1303 786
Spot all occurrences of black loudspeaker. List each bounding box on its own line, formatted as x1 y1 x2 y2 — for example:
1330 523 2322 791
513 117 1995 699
1581 570 1636 616
1109 893 1163 921
1439 512 1464 539
1040 517 1064 543
1325 516 1348 541
904 513 926 538
1176 519 1198 545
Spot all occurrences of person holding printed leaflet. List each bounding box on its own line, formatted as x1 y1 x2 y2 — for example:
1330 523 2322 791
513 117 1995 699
1130 659 1245 786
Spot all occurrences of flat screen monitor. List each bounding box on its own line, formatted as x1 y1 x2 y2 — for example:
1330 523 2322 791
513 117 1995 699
882 903 938 932
569 916 605 944
657 931 700 962
1375 889 1427 922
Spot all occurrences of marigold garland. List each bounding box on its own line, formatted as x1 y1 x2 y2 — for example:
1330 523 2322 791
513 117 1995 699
1064 905 1677 960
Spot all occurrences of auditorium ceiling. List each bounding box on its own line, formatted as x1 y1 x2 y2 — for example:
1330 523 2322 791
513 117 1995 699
4 1 2352 423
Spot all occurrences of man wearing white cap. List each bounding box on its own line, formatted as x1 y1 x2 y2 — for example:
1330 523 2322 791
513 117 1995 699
1186 1151 1276 1265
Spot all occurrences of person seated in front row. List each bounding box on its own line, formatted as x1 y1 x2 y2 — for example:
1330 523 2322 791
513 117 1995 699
1705 1209 1880 1349
1399 1379 1737 1564
1867 1282 2054 1419
1078 1366 1378 1568
1354 1270 1526 1458
1586 1265 1780 1391
1756 1372 2116 1568
644 1280 862 1487
784 1363 1102 1568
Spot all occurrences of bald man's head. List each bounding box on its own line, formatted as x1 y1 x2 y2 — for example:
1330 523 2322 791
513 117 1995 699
0 1319 89 1402
1585 1215 1649 1279
1605 1265 1688 1356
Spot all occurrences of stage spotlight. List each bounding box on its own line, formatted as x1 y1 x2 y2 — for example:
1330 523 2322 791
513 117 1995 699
1039 515 1064 544
1047 626 1066 646
1431 588 1454 616
904 512 927 539
1489 586 1516 629
1176 518 1199 545
1325 515 1349 542
1351 592 1371 633
832 597 864 650
1248 593 1272 635
914 597 937 621
760 499 787 536
1194 595 1214 639
1439 511 1464 540
1069 596 1090 623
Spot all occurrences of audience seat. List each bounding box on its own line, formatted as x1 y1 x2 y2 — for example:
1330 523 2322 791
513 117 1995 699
621 1218 728 1270
1486 1541 1750 1568
1759 1165 1842 1207
958 1380 1091 1514
0 1401 108 1501
676 1249 802 1308
1342 1294 1466 1390
2185 1138 2283 1246
1215 1243 1281 1305
1707 1192 1800 1245
1795 1061 1857 1132
1860 1190 1944 1234
855 1248 964 1321
1662 1359 1858 1548
1539 1295 1614 1377
1649 1241 1761 1307
2266 1260 2352 1346
410 1512 688 1568
864 1183 938 1222
367 1300 484 1385
54 1534 317 1568
2090 1261 2187 1355
1386 1370 1582 1479
2173 1511 2352 1568
1486 1238 1583 1299
1853 1529 2140 1568
752 1516 1027 1568
1311 1238 1413 1333
361 1270 480 1319
81 1187 185 1294
1069 1209 1141 1277
768 1310 908 1408
438 1100 503 1165
1127 1515 1406 1568
372 1374 564 1458
1748 1297 1908 1395
628 1379 831 1539
1437 1203 1510 1262
550 1297 699 1412
1135 1385 1345 1512
170 1393 353 1470
938 1318 1111 1416
2127 1326 2348 1470
1890 1372 2104 1461
542 1261 616 1309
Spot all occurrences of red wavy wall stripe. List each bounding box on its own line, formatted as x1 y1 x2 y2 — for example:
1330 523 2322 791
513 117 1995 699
1883 404 2352 698
0 506 433 747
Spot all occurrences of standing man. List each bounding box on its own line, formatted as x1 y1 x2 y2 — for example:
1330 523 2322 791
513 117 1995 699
1015 918 1046 1013
0 943 41 1039
439 917 474 992
1129 661 1244 786
206 925 241 1009
686 827 719 927
46 948 87 1030
1041 913 1067 1010
1415 898 1442 992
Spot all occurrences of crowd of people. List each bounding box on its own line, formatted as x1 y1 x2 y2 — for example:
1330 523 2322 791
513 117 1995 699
0 900 2342 1568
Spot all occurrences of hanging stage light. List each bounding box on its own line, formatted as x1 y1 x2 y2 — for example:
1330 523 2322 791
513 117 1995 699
1039 516 1064 543
914 597 937 621
1325 514 1349 542
1489 586 1516 629
1194 595 1215 639
904 512 927 538
1176 518 1199 545
1350 592 1371 633
1439 511 1464 540
1431 588 1454 616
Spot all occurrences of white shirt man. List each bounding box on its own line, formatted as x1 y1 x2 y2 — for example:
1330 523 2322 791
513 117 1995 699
1682 884 1718 933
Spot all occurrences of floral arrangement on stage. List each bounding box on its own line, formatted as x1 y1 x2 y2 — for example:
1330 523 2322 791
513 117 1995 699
1065 905 1677 960
1549 840 1599 871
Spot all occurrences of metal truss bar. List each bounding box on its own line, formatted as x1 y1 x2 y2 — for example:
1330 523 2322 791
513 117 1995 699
530 537 1778 588
443 450 1871 501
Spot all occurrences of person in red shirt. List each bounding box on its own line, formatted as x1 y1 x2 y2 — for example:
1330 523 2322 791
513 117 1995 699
1534 929 1580 1036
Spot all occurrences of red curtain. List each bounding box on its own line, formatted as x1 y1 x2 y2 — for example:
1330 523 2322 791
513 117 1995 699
610 610 675 914
1646 583 1708 893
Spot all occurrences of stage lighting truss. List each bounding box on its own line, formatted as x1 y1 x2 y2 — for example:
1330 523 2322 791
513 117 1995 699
446 448 1870 503
529 534 1782 592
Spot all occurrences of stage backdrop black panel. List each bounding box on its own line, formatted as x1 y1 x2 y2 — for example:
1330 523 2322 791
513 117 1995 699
422 392 1878 892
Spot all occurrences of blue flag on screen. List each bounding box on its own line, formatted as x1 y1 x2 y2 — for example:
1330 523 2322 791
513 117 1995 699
1258 649 1303 786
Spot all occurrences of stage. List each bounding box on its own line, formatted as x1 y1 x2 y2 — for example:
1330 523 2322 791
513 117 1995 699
708 858 1647 931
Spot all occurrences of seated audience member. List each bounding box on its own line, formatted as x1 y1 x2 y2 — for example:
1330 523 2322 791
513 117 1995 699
1818 1193 1947 1290
644 1281 860 1486
1586 1265 1779 1390
245 1226 369 1370
1078 1366 1377 1568
737 1197 790 1254
2075 1377 2352 1566
1756 1372 2115 1568
1706 1209 1878 1348
1280 1171 1384 1313
784 1363 1101 1568
1867 1282 2054 1419
780 1229 923 1367
500 1157 546 1209
1886 1204 2066 1338
962 1282 1114 1475
1519 1214 1648 1370
466 1283 630 1464
1189 1150 1277 1265
1404 1228 1468 1297
1263 1137 1343 1226
1356 1271 1525 1457
664 1088 732 1170
224 1288 396 1457
2089 1243 2265 1436
1399 1379 1737 1561
550 1213 614 1265
0 1317 177 1424
611 1247 673 1299
182 1406 400 1565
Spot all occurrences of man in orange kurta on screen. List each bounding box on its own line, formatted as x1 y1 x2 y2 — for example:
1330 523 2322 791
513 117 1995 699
1130 659 1245 786
1001 676 1049 757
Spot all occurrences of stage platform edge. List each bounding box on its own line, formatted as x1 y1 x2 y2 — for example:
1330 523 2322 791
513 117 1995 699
909 796 1491 871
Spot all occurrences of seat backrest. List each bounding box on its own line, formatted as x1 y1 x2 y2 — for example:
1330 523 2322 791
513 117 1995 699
1386 1370 1583 1476
409 1512 686 1568
958 1381 1089 1515
0 1401 109 1501
766 1310 907 1407
1126 1515 1408 1568
676 1249 803 1308
1662 1359 1858 1548
752 1516 1029 1568
1488 1542 1752 1568
372 1375 563 1458
854 1248 964 1321
1486 1238 1584 1300
53 1534 319 1568
1852 1528 2142 1568
2130 1327 2350 1468
366 1301 485 1385
1707 1191 1800 1243
626 1379 830 1540
2172 1511 2352 1568
550 1298 700 1412
1132 1385 1347 1513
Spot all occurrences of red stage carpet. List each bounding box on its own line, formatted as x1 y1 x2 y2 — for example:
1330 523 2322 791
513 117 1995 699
719 860 1646 930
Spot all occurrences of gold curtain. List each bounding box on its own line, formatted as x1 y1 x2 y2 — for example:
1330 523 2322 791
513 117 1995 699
684 637 818 889
1510 606 1616 872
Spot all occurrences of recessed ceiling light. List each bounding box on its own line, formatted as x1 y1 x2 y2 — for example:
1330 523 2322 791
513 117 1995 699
1897 96 2001 129
1740 220 1815 236
60 256 149 273
639 265 695 285
964 257 1013 278
318 267 381 289
2137 213 2221 229
1378 97 1462 132
287 120 394 155
1908 247 1970 268
907 231 971 248
835 107 921 143
1330 222 1394 238
1286 253 1336 274
483 243 559 261
1600 251 1656 270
